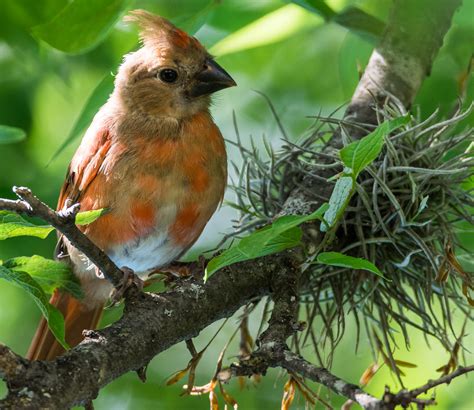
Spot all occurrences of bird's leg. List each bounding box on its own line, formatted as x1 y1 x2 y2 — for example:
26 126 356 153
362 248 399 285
111 266 144 303
145 256 208 288
147 262 191 282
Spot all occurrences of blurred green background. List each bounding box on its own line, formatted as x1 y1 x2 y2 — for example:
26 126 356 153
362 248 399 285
0 0 473 408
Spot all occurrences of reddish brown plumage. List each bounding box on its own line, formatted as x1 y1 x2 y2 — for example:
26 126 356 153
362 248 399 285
27 291 103 361
28 10 234 361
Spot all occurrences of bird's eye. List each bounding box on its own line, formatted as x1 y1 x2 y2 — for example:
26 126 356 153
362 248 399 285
159 68 178 83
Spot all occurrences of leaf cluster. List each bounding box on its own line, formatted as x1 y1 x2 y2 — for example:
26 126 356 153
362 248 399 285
0 208 105 347
225 102 473 375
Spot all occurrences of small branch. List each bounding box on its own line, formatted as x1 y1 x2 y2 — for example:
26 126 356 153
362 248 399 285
221 348 474 410
257 254 301 348
219 346 380 409
384 365 474 409
408 365 474 397
279 350 380 409
0 186 123 287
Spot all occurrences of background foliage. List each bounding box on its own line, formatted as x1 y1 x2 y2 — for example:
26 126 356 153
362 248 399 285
0 0 472 408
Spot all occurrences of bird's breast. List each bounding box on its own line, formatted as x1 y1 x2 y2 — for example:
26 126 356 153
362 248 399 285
80 112 226 274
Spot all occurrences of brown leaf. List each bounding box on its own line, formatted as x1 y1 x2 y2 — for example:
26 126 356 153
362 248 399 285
238 376 246 390
166 365 191 386
446 243 468 277
435 259 449 283
219 381 238 409
359 363 379 386
252 374 262 384
462 283 474 306
239 316 254 358
281 378 296 410
457 54 473 96
210 389 219 410
342 399 355 410
292 376 316 406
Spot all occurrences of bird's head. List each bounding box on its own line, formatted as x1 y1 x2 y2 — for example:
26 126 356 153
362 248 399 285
114 10 236 120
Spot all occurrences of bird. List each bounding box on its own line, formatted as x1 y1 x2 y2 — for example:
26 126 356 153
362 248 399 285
27 10 235 361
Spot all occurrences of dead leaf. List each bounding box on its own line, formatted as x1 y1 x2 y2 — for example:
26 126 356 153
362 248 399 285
359 363 379 386
210 387 219 410
281 378 296 410
436 259 449 283
219 381 238 409
166 365 191 386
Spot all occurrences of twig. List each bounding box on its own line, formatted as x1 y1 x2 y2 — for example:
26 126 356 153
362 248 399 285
0 186 124 287
386 365 474 408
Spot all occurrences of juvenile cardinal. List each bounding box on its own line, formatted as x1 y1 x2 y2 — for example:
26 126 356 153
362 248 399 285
27 10 235 360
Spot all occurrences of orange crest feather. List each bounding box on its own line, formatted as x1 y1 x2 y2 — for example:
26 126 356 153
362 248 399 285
124 9 198 51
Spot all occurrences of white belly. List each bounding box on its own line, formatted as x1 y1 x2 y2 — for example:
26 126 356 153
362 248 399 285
107 231 183 273
64 230 183 305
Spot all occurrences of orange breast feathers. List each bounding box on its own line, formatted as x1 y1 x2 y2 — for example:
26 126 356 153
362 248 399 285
58 110 227 273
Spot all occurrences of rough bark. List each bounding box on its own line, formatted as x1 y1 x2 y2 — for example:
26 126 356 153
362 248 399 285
0 251 297 408
345 0 463 128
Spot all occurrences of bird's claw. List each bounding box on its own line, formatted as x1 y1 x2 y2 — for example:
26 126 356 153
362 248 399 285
111 266 143 304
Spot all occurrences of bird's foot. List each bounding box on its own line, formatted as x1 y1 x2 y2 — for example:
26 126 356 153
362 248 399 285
111 266 144 304
147 260 204 288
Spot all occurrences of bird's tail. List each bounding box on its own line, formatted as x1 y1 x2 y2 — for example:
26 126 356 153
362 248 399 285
27 290 103 361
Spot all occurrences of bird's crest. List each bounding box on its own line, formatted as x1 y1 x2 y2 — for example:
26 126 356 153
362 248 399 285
125 10 200 52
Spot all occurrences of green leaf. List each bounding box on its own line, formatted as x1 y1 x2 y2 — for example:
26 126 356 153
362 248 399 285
0 125 26 144
3 255 83 299
209 4 323 57
32 0 133 54
288 2 384 42
316 252 386 278
340 116 410 178
0 265 68 348
48 73 115 163
268 204 328 235
321 175 353 232
0 211 54 240
286 0 336 19
414 195 429 219
205 204 328 280
206 227 302 280
173 0 217 34
332 7 385 43
76 208 108 225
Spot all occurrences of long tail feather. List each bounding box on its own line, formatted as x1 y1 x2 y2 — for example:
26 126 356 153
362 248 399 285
27 290 103 361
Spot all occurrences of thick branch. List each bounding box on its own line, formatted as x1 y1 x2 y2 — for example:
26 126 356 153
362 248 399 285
0 251 298 408
346 0 462 127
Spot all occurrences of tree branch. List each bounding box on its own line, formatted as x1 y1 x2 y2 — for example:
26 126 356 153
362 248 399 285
345 0 463 128
219 347 473 410
384 365 474 408
0 186 124 287
0 246 298 408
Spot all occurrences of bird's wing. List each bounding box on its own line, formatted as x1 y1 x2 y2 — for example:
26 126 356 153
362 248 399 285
57 127 112 211
55 126 112 259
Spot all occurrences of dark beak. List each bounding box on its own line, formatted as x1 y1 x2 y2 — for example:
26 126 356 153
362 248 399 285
189 58 236 97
